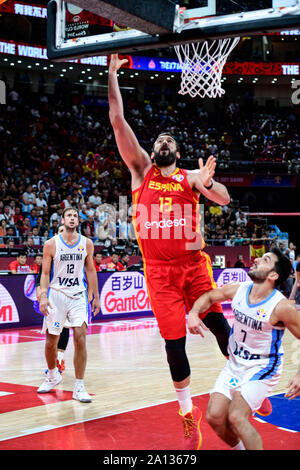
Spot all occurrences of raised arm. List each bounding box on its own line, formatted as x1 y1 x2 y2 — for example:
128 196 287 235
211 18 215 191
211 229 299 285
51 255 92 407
187 156 231 206
108 54 152 189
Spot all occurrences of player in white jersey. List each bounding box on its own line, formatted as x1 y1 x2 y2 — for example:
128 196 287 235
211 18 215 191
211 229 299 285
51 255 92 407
188 247 300 450
37 207 100 402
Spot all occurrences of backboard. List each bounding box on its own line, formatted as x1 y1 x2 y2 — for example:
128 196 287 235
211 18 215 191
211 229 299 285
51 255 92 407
47 0 300 60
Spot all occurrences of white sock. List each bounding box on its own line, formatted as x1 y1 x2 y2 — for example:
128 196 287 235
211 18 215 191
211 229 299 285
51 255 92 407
57 351 64 362
75 379 84 388
175 385 193 415
232 440 245 450
48 367 58 378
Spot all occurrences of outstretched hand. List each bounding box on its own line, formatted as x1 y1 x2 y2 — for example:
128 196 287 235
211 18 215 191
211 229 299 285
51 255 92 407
285 371 300 400
198 155 216 188
109 53 128 73
187 310 209 337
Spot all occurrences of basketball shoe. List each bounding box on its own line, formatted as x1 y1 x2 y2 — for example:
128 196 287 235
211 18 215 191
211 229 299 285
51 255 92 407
256 397 272 417
179 405 202 450
38 369 62 393
57 359 65 373
73 383 92 403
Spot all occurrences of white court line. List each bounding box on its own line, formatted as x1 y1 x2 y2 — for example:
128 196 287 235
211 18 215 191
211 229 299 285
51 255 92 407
277 427 297 433
0 390 209 442
21 425 56 435
0 390 298 442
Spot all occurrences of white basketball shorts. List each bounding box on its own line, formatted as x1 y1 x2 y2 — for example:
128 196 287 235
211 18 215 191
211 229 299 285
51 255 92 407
41 288 89 335
210 359 282 412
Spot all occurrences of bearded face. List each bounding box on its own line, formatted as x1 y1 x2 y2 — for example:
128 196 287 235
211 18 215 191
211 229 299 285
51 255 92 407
248 253 277 284
248 267 274 283
152 135 179 167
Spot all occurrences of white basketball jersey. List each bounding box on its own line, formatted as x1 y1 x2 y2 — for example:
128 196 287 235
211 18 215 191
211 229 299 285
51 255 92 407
229 281 286 377
49 234 88 298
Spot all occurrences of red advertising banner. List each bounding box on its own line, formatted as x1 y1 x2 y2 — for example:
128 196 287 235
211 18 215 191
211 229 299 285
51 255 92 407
224 61 299 76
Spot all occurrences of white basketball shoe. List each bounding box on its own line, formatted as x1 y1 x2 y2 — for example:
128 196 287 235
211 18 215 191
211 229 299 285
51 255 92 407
73 383 92 403
37 369 62 393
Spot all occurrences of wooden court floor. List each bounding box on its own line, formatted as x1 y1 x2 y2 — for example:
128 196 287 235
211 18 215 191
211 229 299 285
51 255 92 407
0 313 299 450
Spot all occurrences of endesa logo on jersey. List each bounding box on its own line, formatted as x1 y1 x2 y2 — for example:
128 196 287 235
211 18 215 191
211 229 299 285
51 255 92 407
100 272 151 316
144 218 186 229
0 283 20 324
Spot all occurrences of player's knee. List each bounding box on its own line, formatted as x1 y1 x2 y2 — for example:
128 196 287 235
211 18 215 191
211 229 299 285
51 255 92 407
165 337 190 382
73 328 86 348
206 403 225 428
228 408 243 430
46 332 59 348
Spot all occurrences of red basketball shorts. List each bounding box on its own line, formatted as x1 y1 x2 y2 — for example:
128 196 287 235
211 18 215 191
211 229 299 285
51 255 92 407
144 251 223 340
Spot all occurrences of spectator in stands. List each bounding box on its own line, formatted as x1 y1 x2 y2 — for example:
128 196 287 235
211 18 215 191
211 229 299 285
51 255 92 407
30 253 43 273
236 211 247 227
8 252 32 274
29 208 38 229
32 227 41 246
48 189 61 215
0 205 14 225
35 191 48 215
288 242 296 264
106 253 124 271
61 194 73 210
4 226 19 245
49 220 60 237
225 235 236 247
13 207 24 225
6 238 17 256
93 252 105 272
81 215 95 240
209 202 223 217
234 254 246 268
0 220 7 238
24 237 37 257
49 207 63 227
119 253 130 271
22 184 36 217
88 188 102 208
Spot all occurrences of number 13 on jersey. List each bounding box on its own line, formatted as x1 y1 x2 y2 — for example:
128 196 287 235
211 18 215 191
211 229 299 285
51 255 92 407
159 197 172 212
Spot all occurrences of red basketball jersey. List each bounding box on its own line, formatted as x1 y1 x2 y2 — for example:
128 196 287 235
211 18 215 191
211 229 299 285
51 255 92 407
132 165 205 262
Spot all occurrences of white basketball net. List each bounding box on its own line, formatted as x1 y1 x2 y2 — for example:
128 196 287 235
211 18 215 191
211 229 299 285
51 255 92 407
174 37 240 98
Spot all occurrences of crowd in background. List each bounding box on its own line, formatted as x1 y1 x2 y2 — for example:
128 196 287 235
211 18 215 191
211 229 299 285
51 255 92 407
0 75 299 273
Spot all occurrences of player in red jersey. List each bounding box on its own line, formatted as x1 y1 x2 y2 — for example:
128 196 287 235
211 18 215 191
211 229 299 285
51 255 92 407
108 54 232 450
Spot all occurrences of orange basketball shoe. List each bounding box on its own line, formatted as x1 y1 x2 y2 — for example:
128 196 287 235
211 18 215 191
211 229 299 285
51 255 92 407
256 397 272 417
56 359 65 373
179 405 202 450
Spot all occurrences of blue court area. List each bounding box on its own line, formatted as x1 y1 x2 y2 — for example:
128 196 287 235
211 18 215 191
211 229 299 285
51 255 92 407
258 394 300 432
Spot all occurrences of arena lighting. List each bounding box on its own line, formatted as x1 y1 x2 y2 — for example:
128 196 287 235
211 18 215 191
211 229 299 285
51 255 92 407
0 38 299 81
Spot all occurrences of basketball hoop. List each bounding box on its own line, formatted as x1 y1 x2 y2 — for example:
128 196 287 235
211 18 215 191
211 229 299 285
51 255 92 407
174 37 240 98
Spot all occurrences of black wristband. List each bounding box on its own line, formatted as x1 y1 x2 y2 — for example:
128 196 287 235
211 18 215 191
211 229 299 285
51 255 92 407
204 179 213 190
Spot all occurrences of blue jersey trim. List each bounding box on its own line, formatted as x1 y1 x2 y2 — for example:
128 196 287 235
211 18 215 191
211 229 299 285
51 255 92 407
246 282 277 308
59 233 82 249
250 329 284 381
